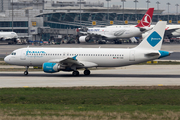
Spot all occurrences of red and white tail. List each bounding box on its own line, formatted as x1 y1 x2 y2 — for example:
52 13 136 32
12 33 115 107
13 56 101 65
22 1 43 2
135 8 154 28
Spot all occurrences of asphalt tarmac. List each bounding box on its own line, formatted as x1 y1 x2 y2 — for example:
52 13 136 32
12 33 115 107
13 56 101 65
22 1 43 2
0 65 180 88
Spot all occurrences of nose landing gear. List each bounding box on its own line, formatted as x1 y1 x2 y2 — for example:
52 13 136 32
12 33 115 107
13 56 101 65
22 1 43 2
24 66 29 75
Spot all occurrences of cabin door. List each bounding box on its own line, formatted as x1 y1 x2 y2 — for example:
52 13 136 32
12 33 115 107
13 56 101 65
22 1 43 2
129 50 135 61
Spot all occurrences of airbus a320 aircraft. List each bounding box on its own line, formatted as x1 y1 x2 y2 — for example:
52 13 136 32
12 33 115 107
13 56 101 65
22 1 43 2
4 21 170 76
0 32 18 44
79 8 154 43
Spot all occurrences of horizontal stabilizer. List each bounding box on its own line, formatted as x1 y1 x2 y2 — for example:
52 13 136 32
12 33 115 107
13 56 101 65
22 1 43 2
145 53 159 57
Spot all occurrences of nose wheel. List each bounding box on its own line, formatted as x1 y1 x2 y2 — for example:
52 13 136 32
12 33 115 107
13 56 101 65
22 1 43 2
24 66 29 75
24 71 28 75
84 69 90 75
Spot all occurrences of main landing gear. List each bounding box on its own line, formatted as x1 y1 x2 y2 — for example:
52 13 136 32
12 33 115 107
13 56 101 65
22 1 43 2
72 71 79 76
84 69 90 75
24 66 29 75
72 69 91 76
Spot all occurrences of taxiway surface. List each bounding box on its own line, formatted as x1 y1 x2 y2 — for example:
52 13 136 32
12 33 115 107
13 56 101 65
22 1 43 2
0 65 180 88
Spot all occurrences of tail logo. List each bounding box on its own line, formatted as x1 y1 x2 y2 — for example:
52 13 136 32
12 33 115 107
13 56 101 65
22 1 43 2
141 14 151 27
147 31 162 47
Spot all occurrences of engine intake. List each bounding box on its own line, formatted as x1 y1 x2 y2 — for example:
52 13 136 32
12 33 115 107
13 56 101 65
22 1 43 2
79 36 90 43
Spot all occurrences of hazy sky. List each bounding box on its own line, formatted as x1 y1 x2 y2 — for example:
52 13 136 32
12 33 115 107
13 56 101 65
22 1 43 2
63 0 180 13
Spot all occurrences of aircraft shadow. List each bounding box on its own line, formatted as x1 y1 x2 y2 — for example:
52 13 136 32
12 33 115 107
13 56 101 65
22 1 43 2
0 73 180 78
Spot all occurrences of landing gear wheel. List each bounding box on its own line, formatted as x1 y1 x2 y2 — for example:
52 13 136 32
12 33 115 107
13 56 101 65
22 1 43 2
84 70 90 75
24 66 29 75
72 71 79 76
24 71 28 75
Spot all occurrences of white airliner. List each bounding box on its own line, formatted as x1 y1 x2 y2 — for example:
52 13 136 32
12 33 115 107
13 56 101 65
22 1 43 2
0 32 18 44
79 8 154 43
165 25 180 38
141 25 180 39
4 21 170 76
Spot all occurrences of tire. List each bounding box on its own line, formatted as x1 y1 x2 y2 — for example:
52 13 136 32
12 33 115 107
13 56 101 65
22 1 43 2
84 70 90 75
24 71 28 75
72 71 79 76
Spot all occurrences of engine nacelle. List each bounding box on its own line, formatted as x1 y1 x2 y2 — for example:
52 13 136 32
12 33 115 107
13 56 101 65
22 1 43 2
79 36 90 43
43 62 60 73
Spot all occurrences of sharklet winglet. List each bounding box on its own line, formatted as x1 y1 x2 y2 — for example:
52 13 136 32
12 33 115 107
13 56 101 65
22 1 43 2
72 55 77 60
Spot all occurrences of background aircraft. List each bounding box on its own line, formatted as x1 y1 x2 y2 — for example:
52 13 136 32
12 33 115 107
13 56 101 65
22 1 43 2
0 32 19 44
141 25 180 40
78 8 154 44
4 21 170 76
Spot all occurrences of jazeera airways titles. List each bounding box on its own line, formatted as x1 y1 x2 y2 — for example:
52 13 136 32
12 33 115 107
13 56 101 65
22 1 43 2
151 38 161 41
26 50 46 54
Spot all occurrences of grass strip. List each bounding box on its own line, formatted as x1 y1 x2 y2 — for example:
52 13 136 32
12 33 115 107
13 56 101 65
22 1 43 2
0 87 180 119
1 87 180 105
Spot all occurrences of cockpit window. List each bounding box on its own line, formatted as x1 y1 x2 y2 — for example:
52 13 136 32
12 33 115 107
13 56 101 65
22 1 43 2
11 52 16 55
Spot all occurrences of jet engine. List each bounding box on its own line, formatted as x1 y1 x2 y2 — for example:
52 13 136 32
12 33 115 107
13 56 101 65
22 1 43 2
43 62 60 73
79 36 90 43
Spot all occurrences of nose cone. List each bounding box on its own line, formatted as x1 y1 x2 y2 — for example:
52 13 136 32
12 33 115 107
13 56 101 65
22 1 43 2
4 55 10 64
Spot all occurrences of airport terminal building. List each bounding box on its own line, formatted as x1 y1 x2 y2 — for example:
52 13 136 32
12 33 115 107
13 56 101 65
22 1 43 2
0 0 179 42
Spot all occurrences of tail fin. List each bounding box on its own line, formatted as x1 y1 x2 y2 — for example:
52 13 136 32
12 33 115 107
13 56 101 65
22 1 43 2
135 21 167 50
135 8 154 27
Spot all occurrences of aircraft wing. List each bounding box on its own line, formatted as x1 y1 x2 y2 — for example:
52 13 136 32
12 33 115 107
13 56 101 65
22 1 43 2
88 32 113 39
4 37 14 39
165 28 179 36
48 56 97 68
0 37 16 41
79 31 88 35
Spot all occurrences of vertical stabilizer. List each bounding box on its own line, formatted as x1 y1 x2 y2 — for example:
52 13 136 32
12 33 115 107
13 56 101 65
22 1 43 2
135 8 154 27
135 21 167 50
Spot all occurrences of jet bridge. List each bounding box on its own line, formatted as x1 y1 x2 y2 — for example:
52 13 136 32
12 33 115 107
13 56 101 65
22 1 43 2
30 27 78 42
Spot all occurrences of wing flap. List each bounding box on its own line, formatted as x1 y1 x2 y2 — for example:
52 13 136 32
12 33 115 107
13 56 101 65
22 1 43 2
79 61 98 67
